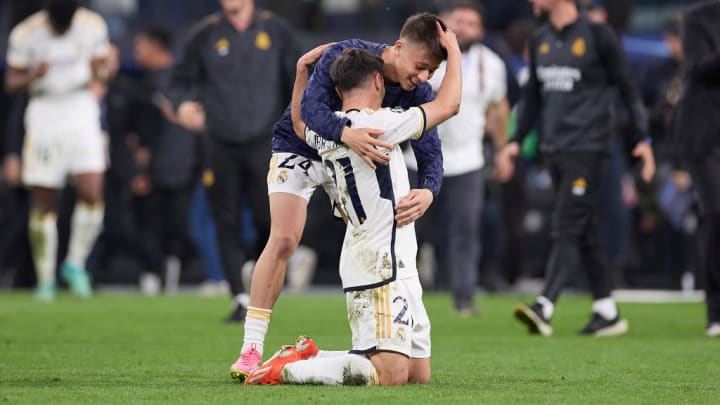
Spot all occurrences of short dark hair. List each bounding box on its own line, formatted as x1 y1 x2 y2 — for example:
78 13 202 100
330 48 384 93
46 0 78 35
399 12 448 62
453 0 487 27
137 25 174 52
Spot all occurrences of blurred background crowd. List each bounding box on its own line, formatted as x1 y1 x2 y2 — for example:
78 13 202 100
0 0 703 296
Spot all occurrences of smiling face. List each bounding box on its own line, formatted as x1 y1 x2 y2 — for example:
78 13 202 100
391 41 441 91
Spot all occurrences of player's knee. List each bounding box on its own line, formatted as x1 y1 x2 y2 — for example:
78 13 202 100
407 368 431 384
268 233 299 260
375 362 409 386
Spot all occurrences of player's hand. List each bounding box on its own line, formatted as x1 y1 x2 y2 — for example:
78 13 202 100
130 174 152 196
341 126 390 169
495 142 520 183
34 62 49 80
177 101 206 132
632 141 655 184
436 22 460 57
395 189 434 226
2 155 22 187
297 42 335 70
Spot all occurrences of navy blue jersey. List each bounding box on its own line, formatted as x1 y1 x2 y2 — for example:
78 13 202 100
271 39 443 196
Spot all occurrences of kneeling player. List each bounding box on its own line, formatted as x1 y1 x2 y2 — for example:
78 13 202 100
245 24 461 386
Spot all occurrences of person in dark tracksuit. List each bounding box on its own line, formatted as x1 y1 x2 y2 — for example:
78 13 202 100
168 0 300 321
675 0 720 338
496 0 655 336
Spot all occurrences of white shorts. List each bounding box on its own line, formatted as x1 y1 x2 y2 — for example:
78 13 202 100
346 276 431 359
22 93 106 188
266 152 337 202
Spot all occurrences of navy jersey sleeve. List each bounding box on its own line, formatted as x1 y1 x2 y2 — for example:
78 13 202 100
408 83 443 196
300 42 349 142
510 31 542 145
591 23 648 146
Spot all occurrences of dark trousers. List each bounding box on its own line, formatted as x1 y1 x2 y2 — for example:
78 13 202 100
203 136 271 297
688 148 720 325
439 170 485 309
541 153 613 303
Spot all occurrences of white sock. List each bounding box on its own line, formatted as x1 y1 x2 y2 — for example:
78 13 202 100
29 211 58 285
242 306 271 356
313 350 349 359
537 296 554 320
593 297 618 320
65 202 104 268
281 354 378 386
234 293 249 308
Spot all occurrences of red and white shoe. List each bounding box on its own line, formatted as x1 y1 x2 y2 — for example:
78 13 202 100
244 336 318 385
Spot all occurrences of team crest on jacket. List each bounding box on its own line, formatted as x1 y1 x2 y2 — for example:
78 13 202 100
572 177 587 196
215 37 230 56
255 31 271 50
538 42 550 55
203 169 215 187
571 37 586 57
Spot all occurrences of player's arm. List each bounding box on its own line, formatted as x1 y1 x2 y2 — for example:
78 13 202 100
682 12 720 84
300 42 389 169
291 43 335 139
485 60 510 150
495 33 542 182
4 64 47 94
88 13 111 83
4 26 46 94
418 22 462 130
592 22 654 183
167 24 207 132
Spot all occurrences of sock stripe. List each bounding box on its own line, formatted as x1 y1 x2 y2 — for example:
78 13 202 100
247 307 272 321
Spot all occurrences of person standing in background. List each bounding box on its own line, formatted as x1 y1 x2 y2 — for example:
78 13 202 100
4 0 109 300
674 0 720 337
406 0 509 315
496 0 655 336
167 0 301 321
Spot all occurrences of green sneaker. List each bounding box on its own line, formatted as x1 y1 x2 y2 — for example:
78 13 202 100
34 283 57 302
61 262 92 298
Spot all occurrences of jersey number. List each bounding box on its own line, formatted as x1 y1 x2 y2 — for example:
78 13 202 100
324 157 367 225
279 154 312 175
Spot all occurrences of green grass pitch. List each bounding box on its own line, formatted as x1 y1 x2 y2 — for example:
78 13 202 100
1 291 718 404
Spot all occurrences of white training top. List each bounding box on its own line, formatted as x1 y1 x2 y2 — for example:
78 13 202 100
305 107 427 291
6 8 109 97
405 43 507 176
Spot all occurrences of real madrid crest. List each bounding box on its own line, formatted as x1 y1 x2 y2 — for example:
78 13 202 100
538 42 550 55
572 177 587 196
571 37 586 57
255 31 271 50
215 37 230 56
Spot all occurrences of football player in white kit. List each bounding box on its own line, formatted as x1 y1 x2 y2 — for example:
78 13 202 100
4 0 109 300
245 22 462 386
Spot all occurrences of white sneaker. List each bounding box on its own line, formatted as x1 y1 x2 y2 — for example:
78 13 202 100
139 272 161 296
707 323 720 337
197 280 229 296
241 260 256 292
287 245 317 292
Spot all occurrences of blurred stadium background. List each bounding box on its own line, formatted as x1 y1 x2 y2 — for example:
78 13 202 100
0 0 707 295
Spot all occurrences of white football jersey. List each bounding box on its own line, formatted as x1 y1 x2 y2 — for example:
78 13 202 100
6 8 109 97
305 106 427 291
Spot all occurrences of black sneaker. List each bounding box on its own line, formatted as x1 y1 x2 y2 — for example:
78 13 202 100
514 303 552 336
225 303 247 323
579 312 629 336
